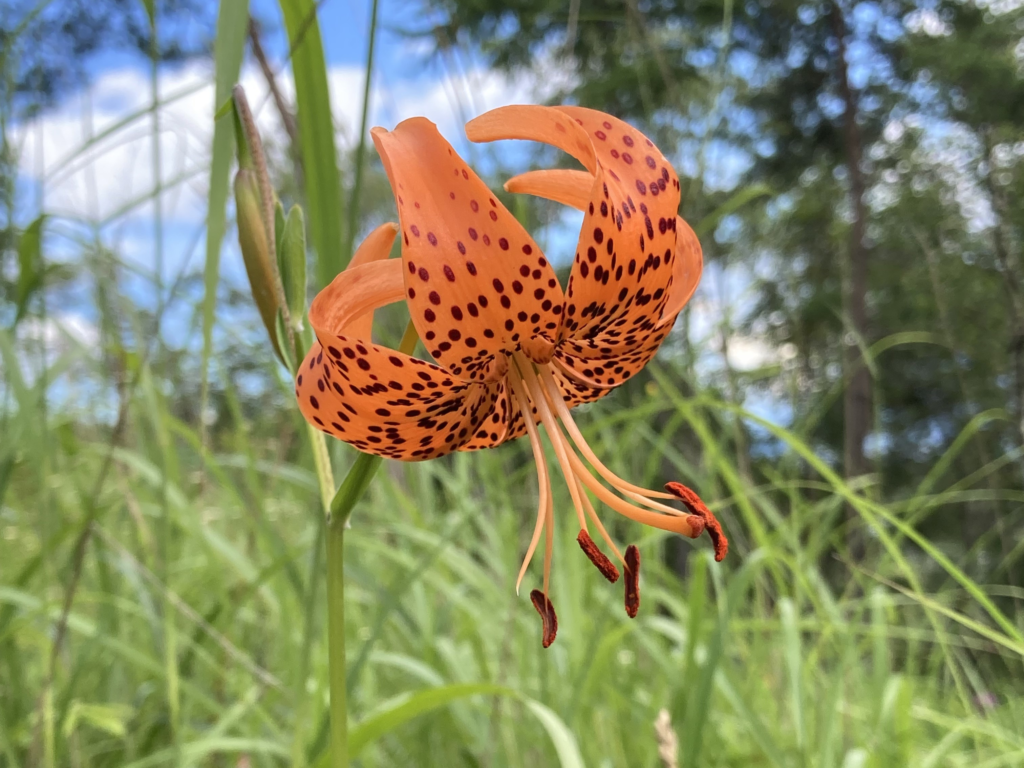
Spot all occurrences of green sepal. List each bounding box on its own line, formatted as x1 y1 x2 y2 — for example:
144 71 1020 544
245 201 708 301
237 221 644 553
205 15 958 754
279 205 308 331
275 309 296 373
274 200 286 266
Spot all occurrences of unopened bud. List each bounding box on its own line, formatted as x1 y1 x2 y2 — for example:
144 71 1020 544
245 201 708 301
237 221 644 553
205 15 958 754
235 168 284 362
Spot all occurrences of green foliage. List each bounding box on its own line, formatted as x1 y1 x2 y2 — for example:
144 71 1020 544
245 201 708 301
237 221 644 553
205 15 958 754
2 327 1023 765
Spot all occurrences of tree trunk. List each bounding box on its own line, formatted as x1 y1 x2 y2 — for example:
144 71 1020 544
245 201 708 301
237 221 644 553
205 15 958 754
831 0 872 556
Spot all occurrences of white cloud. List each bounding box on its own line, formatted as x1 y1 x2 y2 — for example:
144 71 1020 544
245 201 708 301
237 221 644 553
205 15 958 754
13 57 571 226
904 9 953 37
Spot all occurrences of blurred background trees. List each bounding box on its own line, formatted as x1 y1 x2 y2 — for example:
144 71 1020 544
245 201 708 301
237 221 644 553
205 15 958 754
423 0 1024 566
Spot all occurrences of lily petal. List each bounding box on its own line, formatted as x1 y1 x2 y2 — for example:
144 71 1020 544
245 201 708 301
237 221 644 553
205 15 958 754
309 258 405 341
458 379 513 451
656 216 703 327
371 118 565 383
299 248 500 460
343 221 399 341
467 106 597 173
470 105 685 364
296 339 500 460
504 169 593 212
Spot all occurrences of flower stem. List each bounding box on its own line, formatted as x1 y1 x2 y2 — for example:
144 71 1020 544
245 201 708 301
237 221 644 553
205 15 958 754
325 451 381 768
322 321 417 767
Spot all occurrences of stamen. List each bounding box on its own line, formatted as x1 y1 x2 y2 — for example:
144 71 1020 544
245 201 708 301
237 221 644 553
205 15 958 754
512 354 589 531
567 450 704 537
624 545 641 618
530 590 558 648
536 365 675 501
665 482 729 562
510 364 553 594
575 476 625 566
577 530 620 582
623 489 689 517
543 486 554 596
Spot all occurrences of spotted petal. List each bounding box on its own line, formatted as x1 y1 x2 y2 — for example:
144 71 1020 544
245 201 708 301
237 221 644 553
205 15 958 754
554 215 701 389
468 106 685 361
372 118 565 384
296 250 501 461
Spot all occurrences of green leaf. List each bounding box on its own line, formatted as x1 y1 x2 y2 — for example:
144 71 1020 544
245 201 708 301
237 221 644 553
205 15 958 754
348 684 585 766
62 701 133 739
277 0 344 287
139 0 155 25
520 698 587 768
201 0 251 431
349 683 507 756
693 183 771 237
779 598 804 750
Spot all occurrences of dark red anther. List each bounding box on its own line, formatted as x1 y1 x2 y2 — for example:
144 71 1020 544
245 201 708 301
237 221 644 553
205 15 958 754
624 545 641 618
665 482 729 562
530 590 558 648
577 530 620 583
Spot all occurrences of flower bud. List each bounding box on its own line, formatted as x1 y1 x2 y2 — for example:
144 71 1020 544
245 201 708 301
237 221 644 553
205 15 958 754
235 168 284 362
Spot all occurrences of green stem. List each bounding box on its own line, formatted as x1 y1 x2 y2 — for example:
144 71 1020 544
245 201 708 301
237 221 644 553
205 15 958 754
318 320 417 768
325 452 381 768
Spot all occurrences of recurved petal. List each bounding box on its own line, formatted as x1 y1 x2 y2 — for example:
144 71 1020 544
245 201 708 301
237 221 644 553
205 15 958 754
457 379 513 451
552 214 700 387
470 105 684 357
309 257 406 342
296 340 500 460
504 169 593 212
554 325 674 391
371 118 564 384
551 107 682 351
656 216 703 328
299 243 499 460
467 106 597 173
343 222 399 341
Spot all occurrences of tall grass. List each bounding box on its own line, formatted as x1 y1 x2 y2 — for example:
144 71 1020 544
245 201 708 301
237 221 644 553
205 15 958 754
2 0 1023 766
3 321 1024 766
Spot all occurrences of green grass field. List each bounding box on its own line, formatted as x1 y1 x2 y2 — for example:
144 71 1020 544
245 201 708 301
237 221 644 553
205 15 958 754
3 325 1023 765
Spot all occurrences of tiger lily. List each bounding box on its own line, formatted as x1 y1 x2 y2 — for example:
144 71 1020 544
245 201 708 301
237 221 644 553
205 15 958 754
296 105 727 647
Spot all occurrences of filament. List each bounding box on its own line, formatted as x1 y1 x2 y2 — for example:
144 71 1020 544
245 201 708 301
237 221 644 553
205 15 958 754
513 354 589 532
535 365 676 505
507 366 553 594
567 450 702 537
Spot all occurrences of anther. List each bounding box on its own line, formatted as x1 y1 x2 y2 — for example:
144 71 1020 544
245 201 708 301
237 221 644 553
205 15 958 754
624 545 641 618
665 482 729 562
577 530 620 583
531 590 558 648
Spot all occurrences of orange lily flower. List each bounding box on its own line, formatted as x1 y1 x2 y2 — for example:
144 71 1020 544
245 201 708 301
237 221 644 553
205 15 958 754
296 105 727 647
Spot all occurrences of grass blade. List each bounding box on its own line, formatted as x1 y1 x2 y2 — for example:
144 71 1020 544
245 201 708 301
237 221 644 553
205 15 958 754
201 0 251 444
277 0 344 287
